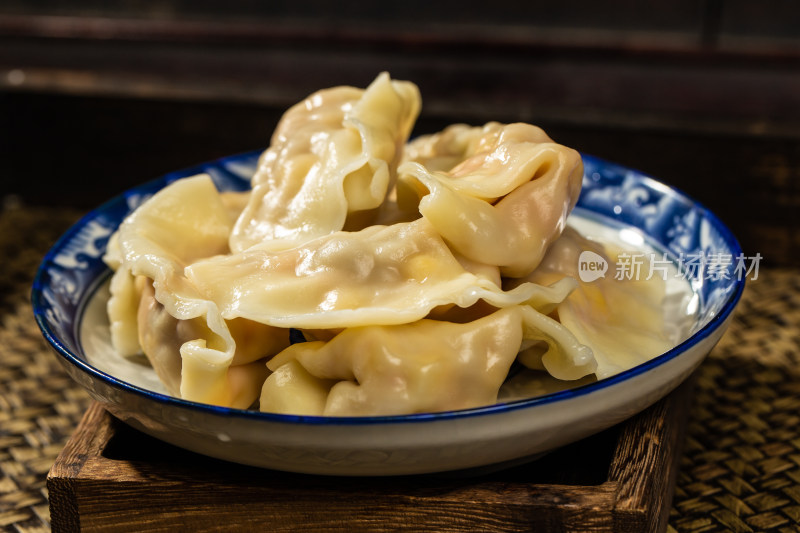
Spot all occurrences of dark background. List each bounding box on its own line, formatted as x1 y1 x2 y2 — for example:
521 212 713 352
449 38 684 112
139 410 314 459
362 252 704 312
1 1 798 264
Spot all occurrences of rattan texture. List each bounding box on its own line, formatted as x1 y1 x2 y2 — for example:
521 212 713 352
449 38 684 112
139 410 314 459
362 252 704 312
0 205 89 532
668 270 800 532
0 203 798 532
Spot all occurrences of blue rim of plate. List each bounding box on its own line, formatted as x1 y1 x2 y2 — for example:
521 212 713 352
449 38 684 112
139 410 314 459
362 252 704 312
32 151 745 425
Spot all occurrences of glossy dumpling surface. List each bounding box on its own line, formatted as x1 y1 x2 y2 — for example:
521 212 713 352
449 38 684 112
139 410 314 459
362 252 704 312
397 122 584 277
187 218 579 329
512 227 675 379
260 304 595 416
105 175 287 408
229 72 421 252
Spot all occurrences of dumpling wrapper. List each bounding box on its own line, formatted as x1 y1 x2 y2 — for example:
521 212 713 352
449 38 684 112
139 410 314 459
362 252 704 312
397 122 583 277
229 72 421 252
511 227 674 379
260 304 595 417
186 218 579 330
105 175 288 408
136 277 289 397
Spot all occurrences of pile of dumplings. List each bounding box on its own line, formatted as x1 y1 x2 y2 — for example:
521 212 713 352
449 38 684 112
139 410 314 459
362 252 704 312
104 73 672 416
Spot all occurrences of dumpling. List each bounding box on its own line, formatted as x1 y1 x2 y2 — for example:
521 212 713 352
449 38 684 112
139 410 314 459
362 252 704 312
229 72 421 252
400 122 555 201
104 175 233 359
186 217 579 330
260 304 595 417
105 252 143 358
136 277 290 397
396 122 583 277
105 175 288 408
510 227 674 379
102 74 675 417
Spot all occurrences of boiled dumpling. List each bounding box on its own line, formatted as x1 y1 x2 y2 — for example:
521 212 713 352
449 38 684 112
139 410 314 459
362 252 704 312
510 227 674 379
260 304 595 416
136 277 290 397
186 218 579 330
397 122 583 277
100 74 684 417
229 72 421 252
105 175 288 408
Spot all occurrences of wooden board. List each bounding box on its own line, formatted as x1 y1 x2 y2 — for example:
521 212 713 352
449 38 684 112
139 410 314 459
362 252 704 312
47 378 693 533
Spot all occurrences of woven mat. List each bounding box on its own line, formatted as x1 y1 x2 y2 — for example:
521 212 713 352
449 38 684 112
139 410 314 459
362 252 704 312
0 203 798 533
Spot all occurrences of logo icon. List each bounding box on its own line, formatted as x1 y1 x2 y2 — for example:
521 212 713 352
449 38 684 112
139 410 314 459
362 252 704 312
578 251 608 282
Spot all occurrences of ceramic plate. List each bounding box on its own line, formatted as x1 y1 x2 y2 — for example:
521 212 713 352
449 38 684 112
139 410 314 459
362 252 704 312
33 152 744 476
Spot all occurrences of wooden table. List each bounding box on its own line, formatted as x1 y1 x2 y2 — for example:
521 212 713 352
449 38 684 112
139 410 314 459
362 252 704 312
47 384 691 532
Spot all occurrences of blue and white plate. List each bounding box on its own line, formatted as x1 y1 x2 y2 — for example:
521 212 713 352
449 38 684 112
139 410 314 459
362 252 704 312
32 152 744 476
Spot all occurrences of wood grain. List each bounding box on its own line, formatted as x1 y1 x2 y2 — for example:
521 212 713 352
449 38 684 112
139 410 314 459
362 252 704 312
47 378 693 532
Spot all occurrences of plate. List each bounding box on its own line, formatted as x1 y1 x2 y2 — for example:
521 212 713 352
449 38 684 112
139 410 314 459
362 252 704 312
32 152 744 476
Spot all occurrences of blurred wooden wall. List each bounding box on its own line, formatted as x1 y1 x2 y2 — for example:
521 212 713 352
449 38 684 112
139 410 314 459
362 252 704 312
1 1 798 264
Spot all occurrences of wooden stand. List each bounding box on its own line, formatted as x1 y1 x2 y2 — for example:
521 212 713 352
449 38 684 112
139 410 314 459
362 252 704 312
48 378 693 532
